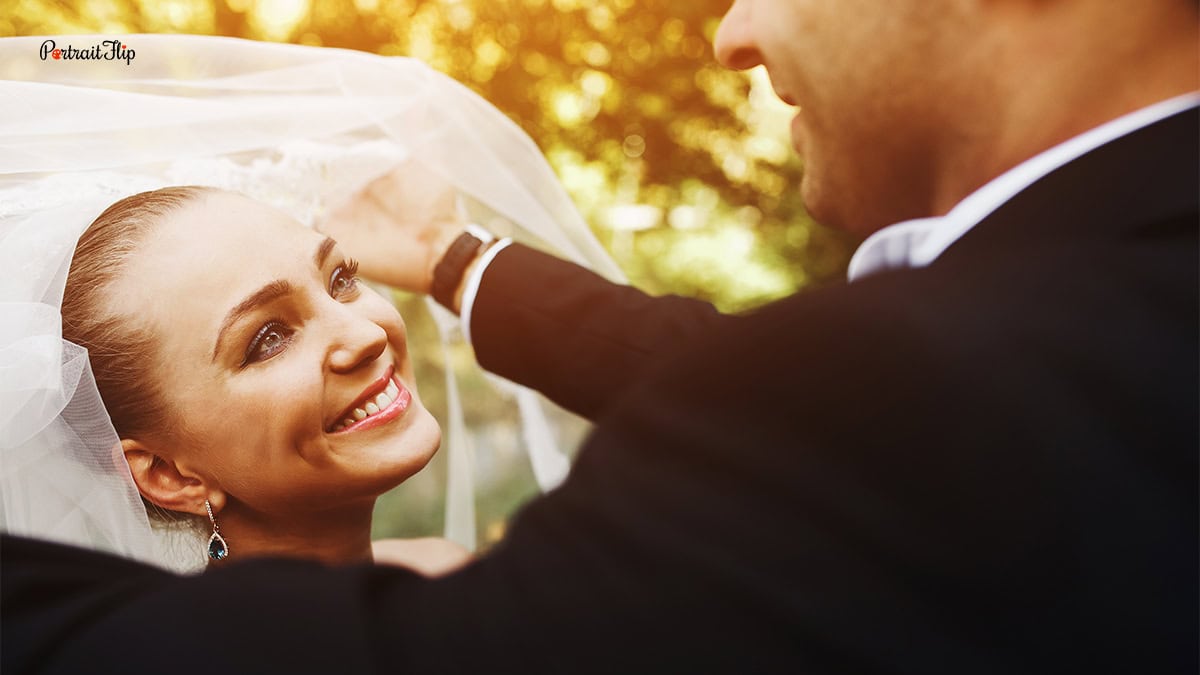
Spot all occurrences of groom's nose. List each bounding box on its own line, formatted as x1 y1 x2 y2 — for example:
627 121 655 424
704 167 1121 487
714 0 763 71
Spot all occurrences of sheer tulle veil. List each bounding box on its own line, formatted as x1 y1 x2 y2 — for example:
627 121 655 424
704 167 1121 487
0 35 621 570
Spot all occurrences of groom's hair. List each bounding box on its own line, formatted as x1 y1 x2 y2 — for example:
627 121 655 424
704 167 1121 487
62 186 215 443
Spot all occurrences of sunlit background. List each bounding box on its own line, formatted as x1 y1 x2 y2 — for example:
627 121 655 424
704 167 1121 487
6 0 857 548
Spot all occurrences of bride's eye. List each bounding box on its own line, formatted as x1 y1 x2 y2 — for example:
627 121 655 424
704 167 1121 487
330 258 360 298
243 321 294 366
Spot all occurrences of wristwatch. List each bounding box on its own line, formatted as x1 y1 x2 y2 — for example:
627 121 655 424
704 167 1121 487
431 224 495 311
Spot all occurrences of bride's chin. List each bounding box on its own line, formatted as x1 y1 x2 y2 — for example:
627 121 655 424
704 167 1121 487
343 408 442 481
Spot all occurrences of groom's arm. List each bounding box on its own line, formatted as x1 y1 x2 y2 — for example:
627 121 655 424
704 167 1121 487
467 243 725 420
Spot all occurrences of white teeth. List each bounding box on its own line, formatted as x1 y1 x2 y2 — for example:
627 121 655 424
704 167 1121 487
335 380 402 433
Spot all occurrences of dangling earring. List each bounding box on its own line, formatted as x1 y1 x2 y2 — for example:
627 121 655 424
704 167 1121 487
205 499 229 562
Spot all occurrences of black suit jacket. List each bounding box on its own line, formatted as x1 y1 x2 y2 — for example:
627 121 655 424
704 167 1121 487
4 109 1196 674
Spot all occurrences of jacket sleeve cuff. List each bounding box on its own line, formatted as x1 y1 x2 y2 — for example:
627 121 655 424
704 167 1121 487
459 238 513 345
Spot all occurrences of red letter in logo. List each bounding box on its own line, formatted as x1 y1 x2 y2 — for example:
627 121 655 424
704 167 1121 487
51 49 61 60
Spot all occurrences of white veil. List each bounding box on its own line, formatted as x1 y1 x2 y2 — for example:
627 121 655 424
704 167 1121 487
0 35 622 570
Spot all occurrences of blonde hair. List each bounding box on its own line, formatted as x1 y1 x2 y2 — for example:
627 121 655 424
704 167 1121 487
62 186 214 440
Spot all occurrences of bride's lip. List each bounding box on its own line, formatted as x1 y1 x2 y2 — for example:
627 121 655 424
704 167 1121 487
326 365 410 434
330 381 410 435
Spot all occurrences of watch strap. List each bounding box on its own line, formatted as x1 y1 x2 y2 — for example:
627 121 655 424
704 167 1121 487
431 226 493 311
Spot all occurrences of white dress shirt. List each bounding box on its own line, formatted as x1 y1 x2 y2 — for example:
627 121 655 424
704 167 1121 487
461 92 1200 338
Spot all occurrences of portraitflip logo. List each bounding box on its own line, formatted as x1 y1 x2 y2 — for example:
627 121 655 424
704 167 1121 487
39 39 136 66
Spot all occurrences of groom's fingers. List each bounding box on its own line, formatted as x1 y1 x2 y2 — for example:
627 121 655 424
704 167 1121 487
364 161 459 225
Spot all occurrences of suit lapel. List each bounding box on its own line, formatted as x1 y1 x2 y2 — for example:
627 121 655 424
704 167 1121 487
938 107 1199 266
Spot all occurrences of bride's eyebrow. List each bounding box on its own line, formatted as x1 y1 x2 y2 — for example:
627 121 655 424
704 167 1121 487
212 280 293 362
315 236 336 269
210 237 337 362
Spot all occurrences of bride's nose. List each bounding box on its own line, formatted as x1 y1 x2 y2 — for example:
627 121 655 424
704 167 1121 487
326 309 389 374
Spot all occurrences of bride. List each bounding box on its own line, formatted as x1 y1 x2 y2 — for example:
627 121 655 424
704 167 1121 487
63 184 449 569
0 35 621 571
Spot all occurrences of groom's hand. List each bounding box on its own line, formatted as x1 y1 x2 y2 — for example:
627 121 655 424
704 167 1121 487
319 160 464 294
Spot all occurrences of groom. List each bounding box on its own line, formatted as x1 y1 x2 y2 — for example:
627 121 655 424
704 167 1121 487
4 1 1197 673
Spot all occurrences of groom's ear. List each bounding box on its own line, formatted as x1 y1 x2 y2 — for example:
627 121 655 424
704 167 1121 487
121 439 217 518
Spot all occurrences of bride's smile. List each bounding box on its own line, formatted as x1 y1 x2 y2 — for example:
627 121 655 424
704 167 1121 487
327 365 412 434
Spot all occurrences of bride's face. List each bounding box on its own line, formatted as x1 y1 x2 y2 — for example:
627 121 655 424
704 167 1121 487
107 191 440 516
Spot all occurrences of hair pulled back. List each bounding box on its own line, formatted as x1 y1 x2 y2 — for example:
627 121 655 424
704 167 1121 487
61 186 213 441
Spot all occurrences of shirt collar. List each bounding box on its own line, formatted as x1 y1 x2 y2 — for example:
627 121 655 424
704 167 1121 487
847 92 1200 282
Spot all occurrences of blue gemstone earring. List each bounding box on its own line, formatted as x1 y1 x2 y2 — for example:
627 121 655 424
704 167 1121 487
205 499 229 562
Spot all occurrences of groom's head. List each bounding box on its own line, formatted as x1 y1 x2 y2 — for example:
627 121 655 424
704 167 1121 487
713 0 1200 236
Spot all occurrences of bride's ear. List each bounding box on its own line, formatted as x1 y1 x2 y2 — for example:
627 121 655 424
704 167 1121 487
121 439 220 518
